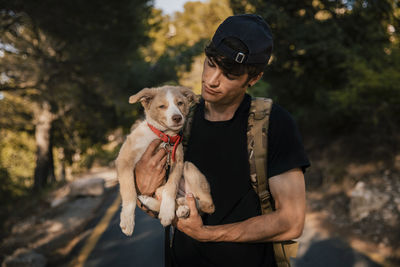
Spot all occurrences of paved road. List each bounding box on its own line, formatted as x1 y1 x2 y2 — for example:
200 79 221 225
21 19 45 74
68 187 165 267
70 187 382 267
84 204 164 266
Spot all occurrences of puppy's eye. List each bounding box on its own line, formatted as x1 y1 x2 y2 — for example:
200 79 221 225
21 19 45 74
177 101 184 106
158 105 166 109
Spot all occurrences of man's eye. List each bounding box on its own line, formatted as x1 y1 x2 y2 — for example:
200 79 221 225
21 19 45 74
224 73 236 80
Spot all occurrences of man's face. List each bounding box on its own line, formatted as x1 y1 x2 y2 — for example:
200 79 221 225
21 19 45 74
201 57 250 105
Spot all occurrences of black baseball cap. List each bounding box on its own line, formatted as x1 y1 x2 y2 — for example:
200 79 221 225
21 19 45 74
211 14 273 65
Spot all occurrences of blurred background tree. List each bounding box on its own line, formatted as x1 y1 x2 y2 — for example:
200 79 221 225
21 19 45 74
0 0 151 191
142 0 232 92
233 0 400 163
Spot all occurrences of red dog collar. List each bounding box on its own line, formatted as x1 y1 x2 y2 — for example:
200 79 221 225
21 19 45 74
147 123 182 162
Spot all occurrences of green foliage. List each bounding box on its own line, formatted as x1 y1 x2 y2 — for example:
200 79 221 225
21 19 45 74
141 0 233 91
0 129 33 232
0 0 154 189
231 0 400 155
247 80 271 98
78 143 122 170
0 130 36 190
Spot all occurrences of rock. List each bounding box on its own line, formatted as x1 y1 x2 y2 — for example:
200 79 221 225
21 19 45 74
46 185 70 208
394 197 400 212
2 248 46 267
349 181 390 222
69 177 105 197
50 196 69 208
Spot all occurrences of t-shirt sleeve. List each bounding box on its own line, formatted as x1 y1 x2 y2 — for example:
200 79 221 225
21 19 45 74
267 104 310 178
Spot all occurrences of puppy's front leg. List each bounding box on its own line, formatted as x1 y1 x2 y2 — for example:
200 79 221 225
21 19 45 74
116 145 137 236
159 160 183 226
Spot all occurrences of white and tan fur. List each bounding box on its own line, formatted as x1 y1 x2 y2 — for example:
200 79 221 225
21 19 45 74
116 85 215 236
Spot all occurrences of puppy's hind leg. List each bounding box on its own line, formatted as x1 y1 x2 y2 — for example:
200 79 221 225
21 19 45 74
183 161 215 214
159 161 183 227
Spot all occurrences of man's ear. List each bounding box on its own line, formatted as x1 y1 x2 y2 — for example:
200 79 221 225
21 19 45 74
129 88 156 108
248 72 264 87
178 86 200 104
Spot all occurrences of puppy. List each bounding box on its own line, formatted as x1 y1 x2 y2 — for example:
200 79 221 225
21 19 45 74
116 85 215 236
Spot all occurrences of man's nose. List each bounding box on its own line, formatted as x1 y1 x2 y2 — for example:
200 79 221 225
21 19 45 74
208 69 221 87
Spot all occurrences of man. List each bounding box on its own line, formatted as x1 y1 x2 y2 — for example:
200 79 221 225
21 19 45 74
135 14 310 267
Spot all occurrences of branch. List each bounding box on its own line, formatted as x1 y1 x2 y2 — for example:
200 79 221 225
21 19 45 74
0 83 39 92
53 104 72 120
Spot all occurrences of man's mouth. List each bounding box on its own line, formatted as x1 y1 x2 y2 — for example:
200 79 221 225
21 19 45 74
203 85 220 95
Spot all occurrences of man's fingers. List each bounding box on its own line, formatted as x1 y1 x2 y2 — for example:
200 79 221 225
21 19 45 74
153 146 167 162
143 139 162 159
186 193 198 216
159 155 167 169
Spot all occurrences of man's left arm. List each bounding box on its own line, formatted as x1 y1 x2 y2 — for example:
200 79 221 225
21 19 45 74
175 168 306 243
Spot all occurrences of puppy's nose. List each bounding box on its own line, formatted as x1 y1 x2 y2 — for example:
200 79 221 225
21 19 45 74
172 114 182 123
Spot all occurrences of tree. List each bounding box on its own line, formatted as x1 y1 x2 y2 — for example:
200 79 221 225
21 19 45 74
142 0 233 92
0 0 152 190
230 0 400 158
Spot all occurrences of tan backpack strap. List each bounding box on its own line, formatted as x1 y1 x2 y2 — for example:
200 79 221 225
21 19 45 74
247 97 298 267
273 241 299 267
247 97 273 213
182 101 198 153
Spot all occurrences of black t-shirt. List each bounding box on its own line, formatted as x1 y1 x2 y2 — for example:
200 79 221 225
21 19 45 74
171 94 310 267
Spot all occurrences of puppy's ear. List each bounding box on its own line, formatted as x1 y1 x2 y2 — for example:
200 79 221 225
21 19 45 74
129 88 156 108
178 86 200 104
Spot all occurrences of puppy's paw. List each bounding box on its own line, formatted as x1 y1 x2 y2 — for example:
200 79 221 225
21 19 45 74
120 204 135 236
199 200 215 214
159 197 175 227
176 197 186 206
176 205 190 218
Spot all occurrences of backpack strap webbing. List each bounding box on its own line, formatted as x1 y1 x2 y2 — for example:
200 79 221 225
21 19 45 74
247 97 273 213
247 97 298 267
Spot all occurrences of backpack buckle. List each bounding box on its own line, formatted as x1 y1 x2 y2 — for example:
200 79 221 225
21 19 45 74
259 190 271 204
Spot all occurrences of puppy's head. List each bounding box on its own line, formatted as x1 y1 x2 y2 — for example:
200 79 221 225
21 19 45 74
129 85 199 132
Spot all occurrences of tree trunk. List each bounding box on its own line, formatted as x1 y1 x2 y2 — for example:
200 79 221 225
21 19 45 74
33 101 54 191
58 148 66 182
48 131 56 184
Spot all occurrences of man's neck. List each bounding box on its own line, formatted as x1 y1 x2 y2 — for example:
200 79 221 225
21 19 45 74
204 94 245 122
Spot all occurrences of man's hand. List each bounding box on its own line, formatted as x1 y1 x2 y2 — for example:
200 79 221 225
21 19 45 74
175 194 210 242
135 139 167 196
175 168 306 243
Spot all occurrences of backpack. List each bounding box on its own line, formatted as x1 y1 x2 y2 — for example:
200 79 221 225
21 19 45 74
182 97 298 267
